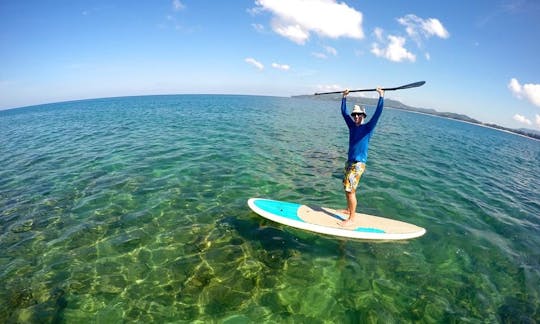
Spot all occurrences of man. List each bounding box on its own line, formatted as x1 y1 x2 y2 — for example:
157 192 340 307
340 87 385 226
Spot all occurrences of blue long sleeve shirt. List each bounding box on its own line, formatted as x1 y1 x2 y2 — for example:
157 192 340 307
341 96 384 163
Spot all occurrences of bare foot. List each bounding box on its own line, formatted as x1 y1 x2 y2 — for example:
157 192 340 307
339 209 350 215
340 218 356 227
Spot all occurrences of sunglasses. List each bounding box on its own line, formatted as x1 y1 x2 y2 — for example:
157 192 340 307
351 113 365 118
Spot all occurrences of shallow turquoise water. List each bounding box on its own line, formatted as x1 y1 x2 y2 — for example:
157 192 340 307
1 95 539 322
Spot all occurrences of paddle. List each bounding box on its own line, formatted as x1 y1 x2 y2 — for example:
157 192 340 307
314 81 426 95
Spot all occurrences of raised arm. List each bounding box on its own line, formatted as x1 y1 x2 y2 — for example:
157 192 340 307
341 89 354 127
365 87 385 129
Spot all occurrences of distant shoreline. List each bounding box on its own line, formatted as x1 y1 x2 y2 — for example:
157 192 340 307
387 105 540 142
293 94 540 141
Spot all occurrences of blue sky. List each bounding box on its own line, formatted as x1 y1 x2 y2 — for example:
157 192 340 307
1 0 539 129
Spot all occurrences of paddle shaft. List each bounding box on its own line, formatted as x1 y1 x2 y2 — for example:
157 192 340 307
314 81 425 95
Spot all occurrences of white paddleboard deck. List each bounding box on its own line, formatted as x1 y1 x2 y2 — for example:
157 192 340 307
248 198 426 240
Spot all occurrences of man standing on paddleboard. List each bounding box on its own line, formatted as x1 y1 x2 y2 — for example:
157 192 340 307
340 87 385 226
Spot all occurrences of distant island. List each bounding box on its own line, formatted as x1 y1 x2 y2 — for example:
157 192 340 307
292 94 540 141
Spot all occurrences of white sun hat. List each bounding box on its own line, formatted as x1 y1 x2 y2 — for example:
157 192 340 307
351 105 366 116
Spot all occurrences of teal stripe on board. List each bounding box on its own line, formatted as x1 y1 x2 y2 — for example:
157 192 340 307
253 199 303 222
354 227 385 233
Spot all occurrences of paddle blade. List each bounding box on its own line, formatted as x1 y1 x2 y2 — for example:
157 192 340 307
385 81 425 91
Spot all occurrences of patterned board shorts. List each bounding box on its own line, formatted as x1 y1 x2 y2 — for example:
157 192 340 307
343 161 366 192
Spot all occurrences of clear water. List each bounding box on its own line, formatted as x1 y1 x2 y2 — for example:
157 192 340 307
1 95 539 322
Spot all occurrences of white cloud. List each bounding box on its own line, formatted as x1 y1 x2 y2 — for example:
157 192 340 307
398 14 449 45
522 84 540 107
324 46 337 56
536 114 540 127
513 114 532 125
273 23 310 44
371 35 416 62
172 0 184 11
373 27 384 41
272 62 290 71
245 57 264 70
312 52 327 59
508 78 522 97
422 18 450 38
252 23 265 32
317 84 342 93
245 58 289 71
370 14 448 62
254 0 363 45
312 45 337 59
508 78 540 107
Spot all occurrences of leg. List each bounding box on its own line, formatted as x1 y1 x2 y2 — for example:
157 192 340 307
342 190 357 226
341 162 365 227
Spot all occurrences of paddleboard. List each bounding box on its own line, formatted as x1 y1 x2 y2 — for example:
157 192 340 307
247 198 426 240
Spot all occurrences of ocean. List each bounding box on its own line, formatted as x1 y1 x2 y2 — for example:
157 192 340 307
1 95 539 322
